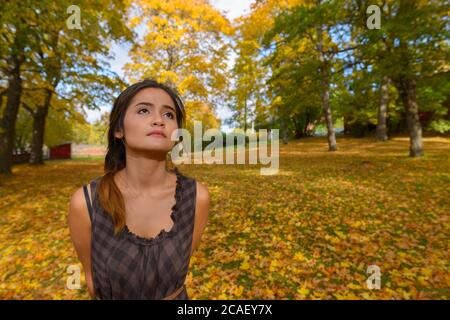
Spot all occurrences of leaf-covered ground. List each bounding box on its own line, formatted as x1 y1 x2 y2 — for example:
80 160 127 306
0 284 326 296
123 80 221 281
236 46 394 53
0 136 449 299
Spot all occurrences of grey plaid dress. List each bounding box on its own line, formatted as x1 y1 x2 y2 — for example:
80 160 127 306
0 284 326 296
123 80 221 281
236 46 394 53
82 167 196 300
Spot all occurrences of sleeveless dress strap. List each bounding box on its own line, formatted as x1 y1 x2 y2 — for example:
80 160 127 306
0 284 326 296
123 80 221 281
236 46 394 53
82 184 94 222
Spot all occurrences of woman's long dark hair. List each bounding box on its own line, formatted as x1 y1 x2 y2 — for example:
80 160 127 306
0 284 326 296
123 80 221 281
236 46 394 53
97 79 186 235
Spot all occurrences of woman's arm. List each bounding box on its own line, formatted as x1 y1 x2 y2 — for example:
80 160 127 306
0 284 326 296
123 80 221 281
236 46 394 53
68 186 95 299
191 181 211 256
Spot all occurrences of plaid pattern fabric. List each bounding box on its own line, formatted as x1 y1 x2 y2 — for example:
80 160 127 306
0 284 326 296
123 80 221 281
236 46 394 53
83 167 197 300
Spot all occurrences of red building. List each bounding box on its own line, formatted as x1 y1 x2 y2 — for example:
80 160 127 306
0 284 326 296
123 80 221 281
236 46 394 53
49 143 72 159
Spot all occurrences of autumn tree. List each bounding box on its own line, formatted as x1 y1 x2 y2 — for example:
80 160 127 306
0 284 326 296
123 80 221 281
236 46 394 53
352 0 449 156
230 0 305 144
0 1 33 173
263 0 354 150
0 0 133 171
124 0 233 132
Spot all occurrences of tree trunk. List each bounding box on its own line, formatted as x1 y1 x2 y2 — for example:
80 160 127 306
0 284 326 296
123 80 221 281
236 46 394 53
393 0 423 157
0 50 24 174
243 95 248 133
321 67 337 151
398 77 424 157
29 103 50 165
316 23 337 151
280 117 289 144
376 76 390 141
29 30 62 165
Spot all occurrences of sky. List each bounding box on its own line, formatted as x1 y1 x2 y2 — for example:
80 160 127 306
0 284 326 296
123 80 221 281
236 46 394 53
86 0 255 133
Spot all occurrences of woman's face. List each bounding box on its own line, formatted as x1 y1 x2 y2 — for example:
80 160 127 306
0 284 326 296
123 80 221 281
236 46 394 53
115 87 179 154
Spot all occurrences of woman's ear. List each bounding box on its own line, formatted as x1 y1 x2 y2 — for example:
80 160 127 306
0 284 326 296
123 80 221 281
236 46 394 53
114 131 124 139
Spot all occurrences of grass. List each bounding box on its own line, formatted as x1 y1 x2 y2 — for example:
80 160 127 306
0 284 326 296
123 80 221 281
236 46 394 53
0 135 449 299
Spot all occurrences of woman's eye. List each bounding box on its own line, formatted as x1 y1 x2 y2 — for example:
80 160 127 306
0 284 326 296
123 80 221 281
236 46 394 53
138 108 174 119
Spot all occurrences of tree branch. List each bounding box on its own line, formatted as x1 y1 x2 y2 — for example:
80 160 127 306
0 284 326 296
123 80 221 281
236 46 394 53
21 102 35 115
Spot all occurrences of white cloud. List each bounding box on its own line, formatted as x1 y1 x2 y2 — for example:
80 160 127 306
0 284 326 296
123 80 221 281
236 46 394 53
211 0 254 20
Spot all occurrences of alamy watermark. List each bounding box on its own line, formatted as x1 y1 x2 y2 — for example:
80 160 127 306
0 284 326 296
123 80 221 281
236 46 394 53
366 5 381 30
66 264 81 290
169 121 279 175
366 264 381 290
66 263 383 292
66 5 81 30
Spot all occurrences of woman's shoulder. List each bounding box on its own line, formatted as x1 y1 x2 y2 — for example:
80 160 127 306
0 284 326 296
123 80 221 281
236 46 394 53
173 167 209 199
195 180 210 204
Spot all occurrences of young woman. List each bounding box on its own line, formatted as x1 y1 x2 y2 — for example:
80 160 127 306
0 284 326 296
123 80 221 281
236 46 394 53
68 79 210 300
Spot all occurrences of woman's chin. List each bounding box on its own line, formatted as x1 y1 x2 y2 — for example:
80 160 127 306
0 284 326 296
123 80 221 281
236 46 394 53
128 143 171 155
145 144 170 152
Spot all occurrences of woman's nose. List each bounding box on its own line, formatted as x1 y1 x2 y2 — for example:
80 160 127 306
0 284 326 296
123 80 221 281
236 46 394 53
152 116 164 126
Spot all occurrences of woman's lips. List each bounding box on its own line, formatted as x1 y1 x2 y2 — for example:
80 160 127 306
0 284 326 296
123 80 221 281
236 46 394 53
148 133 166 138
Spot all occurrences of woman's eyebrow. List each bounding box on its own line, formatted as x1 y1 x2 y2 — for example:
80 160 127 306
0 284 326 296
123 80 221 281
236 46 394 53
134 102 176 113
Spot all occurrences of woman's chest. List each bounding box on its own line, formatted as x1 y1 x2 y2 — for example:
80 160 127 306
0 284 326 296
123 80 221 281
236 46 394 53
124 194 176 239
